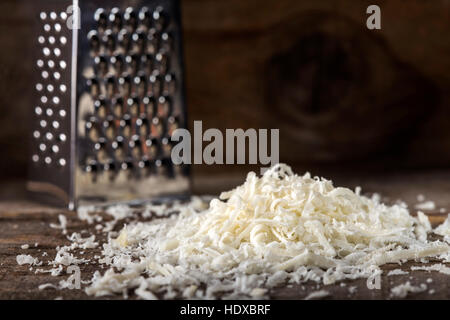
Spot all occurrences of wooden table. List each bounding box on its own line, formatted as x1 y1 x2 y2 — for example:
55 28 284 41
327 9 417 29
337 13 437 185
0 171 449 299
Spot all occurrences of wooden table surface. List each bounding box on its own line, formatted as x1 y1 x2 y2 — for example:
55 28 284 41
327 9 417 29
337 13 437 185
0 171 449 300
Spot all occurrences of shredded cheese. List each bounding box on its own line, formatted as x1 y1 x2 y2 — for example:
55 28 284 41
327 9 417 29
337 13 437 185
304 289 330 300
387 269 408 276
415 201 436 211
18 163 450 299
84 164 450 298
390 282 427 298
16 254 40 266
410 263 450 275
417 194 425 202
435 214 450 237
50 214 68 235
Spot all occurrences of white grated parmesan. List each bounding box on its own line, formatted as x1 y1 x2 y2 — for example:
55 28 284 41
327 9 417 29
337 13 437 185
16 254 40 266
415 211 432 242
435 214 450 237
17 163 450 299
304 290 330 300
76 205 99 224
410 263 450 275
50 214 68 235
348 286 357 294
387 269 408 276
390 282 427 298
38 283 58 290
415 201 436 211
417 194 425 202
250 287 267 298
83 164 449 299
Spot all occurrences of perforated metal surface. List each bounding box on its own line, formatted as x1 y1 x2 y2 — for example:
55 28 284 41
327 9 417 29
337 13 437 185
28 0 189 209
33 11 70 167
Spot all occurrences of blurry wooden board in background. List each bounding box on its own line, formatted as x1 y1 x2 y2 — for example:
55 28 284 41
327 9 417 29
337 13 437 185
180 0 450 181
0 0 449 187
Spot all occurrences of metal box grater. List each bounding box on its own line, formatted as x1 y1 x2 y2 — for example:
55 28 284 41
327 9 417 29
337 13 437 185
27 0 189 210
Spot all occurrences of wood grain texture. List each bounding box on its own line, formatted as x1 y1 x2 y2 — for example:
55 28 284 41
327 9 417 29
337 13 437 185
0 171 449 299
181 0 450 178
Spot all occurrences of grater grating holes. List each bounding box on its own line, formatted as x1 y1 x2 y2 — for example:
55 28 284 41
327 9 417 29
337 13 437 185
33 10 70 167
80 5 183 181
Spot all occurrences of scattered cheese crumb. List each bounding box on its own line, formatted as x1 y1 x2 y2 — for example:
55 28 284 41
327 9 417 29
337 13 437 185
304 290 330 300
348 286 357 294
50 214 68 235
21 244 30 250
77 205 98 224
250 288 267 298
387 269 408 276
411 263 450 275
416 194 425 202
415 201 436 211
390 282 427 298
16 255 39 266
38 283 58 290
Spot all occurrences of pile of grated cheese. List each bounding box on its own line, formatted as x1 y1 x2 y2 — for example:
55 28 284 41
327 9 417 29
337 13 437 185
82 164 449 299
18 163 450 299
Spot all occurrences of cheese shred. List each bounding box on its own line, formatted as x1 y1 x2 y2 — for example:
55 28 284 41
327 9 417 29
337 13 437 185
84 164 449 298
17 163 450 299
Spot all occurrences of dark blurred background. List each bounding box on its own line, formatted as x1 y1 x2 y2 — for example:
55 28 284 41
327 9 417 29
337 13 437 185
0 0 449 193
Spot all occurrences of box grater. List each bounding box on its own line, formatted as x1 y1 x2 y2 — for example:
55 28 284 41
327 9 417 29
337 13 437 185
27 0 189 210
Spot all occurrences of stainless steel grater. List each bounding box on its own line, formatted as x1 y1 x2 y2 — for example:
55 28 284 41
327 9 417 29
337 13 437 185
27 0 189 210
